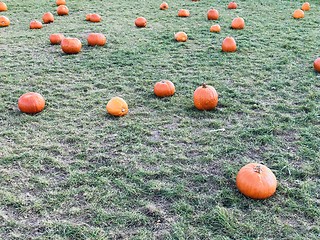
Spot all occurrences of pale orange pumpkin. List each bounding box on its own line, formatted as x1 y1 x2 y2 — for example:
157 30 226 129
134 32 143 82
106 97 128 117
210 24 221 32
56 0 66 6
207 9 219 20
89 13 101 22
222 37 237 52
87 33 106 46
193 83 218 110
18 92 45 114
30 20 42 29
228 2 238 9
314 58 320 72
57 5 69 16
301 2 310 11
174 31 188 42
135 17 147 27
293 9 304 19
154 80 175 97
49 33 64 45
42 12 54 24
178 9 190 17
61 37 82 54
0 2 7 11
160 2 169 10
231 17 245 29
0 15 9 27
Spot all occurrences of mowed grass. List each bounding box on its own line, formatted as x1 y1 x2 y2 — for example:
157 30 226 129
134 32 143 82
0 0 319 239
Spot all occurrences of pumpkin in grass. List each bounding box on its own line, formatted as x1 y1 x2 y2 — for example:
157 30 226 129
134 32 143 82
193 83 218 110
174 31 188 42
231 17 245 29
18 92 45 114
42 12 54 24
0 15 9 27
135 17 147 27
154 80 175 97
49 33 64 44
61 37 82 54
292 9 304 19
56 0 66 6
222 37 237 52
210 24 221 32
87 33 106 46
236 163 277 199
207 9 219 20
89 13 101 22
178 9 190 17
160 2 169 10
0 2 7 11
301 2 310 11
314 58 320 72
106 97 128 117
57 5 69 15
228 2 238 9
30 20 42 29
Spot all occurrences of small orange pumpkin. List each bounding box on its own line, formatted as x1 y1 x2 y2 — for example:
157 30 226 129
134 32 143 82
174 31 188 42
30 20 42 29
193 83 218 110
0 15 9 27
301 2 310 11
18 92 45 114
61 37 82 54
314 58 320 72
57 5 69 16
42 12 54 24
160 2 169 10
210 24 221 32
49 33 64 45
154 80 175 97
89 13 101 22
56 0 66 6
228 2 238 9
135 17 147 28
236 163 277 199
106 97 128 117
178 9 190 17
207 9 219 20
87 33 106 46
292 9 304 19
222 37 237 52
231 17 245 29
0 2 7 11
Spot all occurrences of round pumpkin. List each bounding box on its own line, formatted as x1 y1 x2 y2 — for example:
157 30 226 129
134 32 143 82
293 9 304 19
207 9 219 20
0 15 9 27
210 24 221 32
49 33 64 45
231 17 245 29
56 0 66 6
18 92 45 114
193 83 218 110
87 33 106 46
301 2 310 11
174 31 188 42
106 97 128 117
228 2 238 9
236 163 277 199
0 2 7 11
222 37 237 52
61 37 82 54
135 17 147 28
313 58 320 72
30 20 42 29
42 12 54 24
154 80 175 97
160 2 169 10
89 13 101 22
57 5 69 16
178 9 190 17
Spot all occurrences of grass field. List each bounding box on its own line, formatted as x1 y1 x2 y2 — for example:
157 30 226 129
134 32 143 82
1 0 319 239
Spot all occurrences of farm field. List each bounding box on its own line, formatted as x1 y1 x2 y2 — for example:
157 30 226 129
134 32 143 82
0 0 319 239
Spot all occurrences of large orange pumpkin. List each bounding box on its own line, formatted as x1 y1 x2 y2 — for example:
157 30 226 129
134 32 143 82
87 33 106 46
61 37 82 54
57 5 69 16
222 37 237 52
174 31 188 42
228 2 238 9
154 80 175 97
30 20 42 29
178 9 190 17
160 2 169 10
106 97 128 117
56 0 66 6
89 13 101 22
0 15 9 27
193 83 218 110
49 33 64 45
293 9 304 19
0 2 7 11
236 163 277 199
231 17 245 29
135 17 147 27
42 12 54 24
314 58 320 72
301 2 310 11
18 92 45 114
210 24 221 32
207 9 219 20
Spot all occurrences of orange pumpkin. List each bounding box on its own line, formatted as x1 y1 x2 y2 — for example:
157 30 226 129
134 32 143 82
42 12 54 24
222 37 237 52
193 83 218 110
87 33 106 46
85 14 92 21
301 2 310 11
228 1 238 9
154 80 175 97
314 58 320 72
106 97 128 117
135 17 147 28
178 9 190 17
231 17 245 29
61 37 82 54
56 0 66 6
0 2 7 11
30 20 42 29
210 24 221 32
18 92 45 114
160 2 169 10
0 15 9 27
207 9 219 20
174 31 188 42
236 163 277 199
293 9 304 19
57 5 69 16
89 13 101 22
49 33 64 45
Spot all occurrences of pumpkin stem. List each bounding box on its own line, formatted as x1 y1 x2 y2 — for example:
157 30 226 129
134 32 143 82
202 83 207 88
254 165 262 174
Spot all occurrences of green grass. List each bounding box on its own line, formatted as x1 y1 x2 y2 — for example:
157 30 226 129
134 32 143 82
1 0 319 239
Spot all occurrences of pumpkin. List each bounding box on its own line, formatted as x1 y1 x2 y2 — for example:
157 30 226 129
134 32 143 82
85 14 92 21
49 33 64 45
222 37 237 52
174 31 188 42
228 2 238 9
18 92 45 114
0 15 9 27
292 9 304 19
314 58 320 72
160 2 169 10
89 13 101 22
135 17 147 28
106 97 128 117
231 17 245 29
236 163 277 199
87 33 106 46
57 5 69 16
193 83 218 110
301 2 310 11
210 24 221 32
56 0 66 6
178 9 190 17
30 20 42 29
0 2 7 11
207 9 219 20
42 12 54 24
154 80 175 97
61 37 82 54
